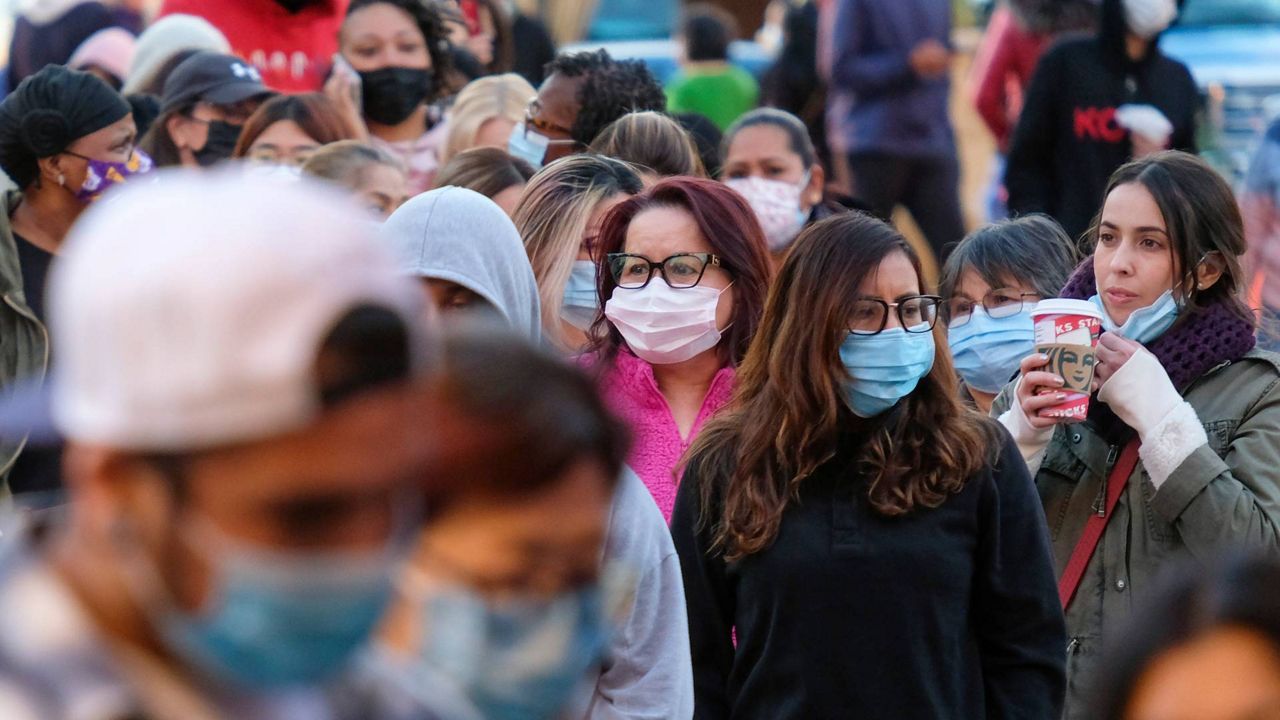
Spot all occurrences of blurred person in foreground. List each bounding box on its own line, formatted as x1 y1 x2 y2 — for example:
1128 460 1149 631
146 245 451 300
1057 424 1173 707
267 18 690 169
0 66 152 495
828 0 964 263
0 170 437 718
1093 555 1280 720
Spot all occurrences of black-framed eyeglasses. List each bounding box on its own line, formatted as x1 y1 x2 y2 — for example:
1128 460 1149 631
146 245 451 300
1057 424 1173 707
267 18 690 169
848 295 942 336
944 289 1041 327
607 252 723 289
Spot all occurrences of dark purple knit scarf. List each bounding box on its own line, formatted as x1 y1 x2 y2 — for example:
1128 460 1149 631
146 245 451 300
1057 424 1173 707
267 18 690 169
1059 260 1256 441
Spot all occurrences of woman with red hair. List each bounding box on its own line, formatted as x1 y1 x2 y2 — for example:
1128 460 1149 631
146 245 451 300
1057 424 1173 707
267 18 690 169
586 177 773 521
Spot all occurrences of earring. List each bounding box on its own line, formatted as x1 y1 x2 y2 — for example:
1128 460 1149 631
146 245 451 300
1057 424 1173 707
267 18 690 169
57 174 65 187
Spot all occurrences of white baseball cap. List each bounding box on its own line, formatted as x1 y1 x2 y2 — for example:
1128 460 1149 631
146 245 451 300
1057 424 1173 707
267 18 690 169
5 169 427 452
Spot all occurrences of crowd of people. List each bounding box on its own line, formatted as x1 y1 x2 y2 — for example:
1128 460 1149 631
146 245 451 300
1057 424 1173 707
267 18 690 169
0 0 1278 719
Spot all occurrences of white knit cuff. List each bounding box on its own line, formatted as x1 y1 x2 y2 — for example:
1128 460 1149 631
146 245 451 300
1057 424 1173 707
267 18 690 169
1137 401 1207 489
1098 347 1181 438
998 381 1054 473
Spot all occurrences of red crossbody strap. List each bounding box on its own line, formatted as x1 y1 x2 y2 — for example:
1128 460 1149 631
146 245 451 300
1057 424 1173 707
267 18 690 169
1057 439 1142 609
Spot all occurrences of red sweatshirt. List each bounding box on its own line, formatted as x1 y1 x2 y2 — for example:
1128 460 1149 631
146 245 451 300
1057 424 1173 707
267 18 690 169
158 0 349 92
969 7 1049 152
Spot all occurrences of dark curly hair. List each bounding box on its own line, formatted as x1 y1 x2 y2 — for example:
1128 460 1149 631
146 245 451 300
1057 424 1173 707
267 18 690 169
545 49 666 147
344 0 455 101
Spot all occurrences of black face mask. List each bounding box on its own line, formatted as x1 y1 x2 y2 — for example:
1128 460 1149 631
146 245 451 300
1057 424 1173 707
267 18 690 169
194 120 243 167
358 67 435 126
275 0 323 11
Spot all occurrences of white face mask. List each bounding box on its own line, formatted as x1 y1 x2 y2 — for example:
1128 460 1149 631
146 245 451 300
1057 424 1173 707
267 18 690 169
725 175 809 252
1122 0 1177 40
604 281 732 365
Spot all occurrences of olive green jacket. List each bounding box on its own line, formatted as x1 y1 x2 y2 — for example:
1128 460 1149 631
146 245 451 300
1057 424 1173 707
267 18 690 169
0 191 51 489
993 349 1280 720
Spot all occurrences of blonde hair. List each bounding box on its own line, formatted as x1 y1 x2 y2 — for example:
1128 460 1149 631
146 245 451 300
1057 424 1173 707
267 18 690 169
301 140 406 190
588 111 706 179
512 154 644 350
440 73 536 167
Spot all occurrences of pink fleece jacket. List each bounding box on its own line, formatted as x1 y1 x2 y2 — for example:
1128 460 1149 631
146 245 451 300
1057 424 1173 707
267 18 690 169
596 351 735 522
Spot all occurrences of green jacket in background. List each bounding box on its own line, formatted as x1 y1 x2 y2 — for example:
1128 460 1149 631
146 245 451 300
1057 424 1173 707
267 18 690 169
993 349 1280 720
665 65 759 132
0 190 50 489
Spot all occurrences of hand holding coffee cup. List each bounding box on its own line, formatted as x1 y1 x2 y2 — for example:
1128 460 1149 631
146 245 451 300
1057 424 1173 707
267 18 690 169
1015 352 1070 429
1094 333 1141 387
1022 299 1104 424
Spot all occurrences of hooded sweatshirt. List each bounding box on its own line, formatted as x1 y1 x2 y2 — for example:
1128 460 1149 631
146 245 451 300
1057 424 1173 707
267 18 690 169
1005 0 1199 239
381 185 542 342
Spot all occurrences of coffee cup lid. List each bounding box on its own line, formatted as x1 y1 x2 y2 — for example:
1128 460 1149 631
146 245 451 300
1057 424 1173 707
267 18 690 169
1031 298 1103 320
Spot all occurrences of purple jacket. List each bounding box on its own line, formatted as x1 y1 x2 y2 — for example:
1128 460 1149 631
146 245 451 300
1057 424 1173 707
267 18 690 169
597 351 735 522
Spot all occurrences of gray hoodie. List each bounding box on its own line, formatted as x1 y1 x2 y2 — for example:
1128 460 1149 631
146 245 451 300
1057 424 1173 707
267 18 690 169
382 186 543 342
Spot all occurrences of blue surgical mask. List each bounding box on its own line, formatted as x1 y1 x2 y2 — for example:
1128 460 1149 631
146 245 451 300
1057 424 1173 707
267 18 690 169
562 259 599 330
420 585 610 720
1088 289 1178 345
947 307 1035 394
840 326 936 418
507 122 549 170
156 519 402 689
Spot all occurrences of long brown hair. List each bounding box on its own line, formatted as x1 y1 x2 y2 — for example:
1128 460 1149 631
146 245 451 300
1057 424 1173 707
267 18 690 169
687 212 1002 561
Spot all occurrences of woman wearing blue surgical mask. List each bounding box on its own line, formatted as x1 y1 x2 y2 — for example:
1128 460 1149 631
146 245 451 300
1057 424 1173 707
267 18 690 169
996 151 1280 720
720 108 833 259
514 154 644 353
673 211 1066 719
329 0 455 194
940 214 1080 413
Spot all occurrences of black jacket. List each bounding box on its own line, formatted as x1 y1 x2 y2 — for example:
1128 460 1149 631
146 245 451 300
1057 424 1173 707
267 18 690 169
671 426 1067 719
1005 34 1199 239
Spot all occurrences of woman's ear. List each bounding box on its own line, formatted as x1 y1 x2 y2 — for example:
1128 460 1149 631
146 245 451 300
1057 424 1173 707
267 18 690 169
166 113 191 150
1194 252 1226 292
35 154 69 188
804 163 825 209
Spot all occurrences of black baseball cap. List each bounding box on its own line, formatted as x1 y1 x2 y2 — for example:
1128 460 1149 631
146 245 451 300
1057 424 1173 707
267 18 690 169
159 51 275 114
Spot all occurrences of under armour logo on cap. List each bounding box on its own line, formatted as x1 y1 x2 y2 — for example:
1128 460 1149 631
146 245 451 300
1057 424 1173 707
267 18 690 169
230 62 263 83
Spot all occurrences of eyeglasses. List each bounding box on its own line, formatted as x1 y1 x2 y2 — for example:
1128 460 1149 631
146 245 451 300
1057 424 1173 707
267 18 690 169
944 289 1041 327
848 295 942 336
523 101 584 150
607 252 722 289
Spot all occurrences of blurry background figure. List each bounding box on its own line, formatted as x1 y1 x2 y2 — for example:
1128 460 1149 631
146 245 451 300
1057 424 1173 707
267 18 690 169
509 49 665 171
140 50 275 168
67 26 136 90
439 72 534 168
433 145 533 216
1242 117 1280 350
156 0 348 92
674 111 723 178
233 92 359 166
759 0 830 175
829 0 965 264
378 328 632 720
506 0 555 87
329 0 455 194
443 0 514 79
1005 0 1197 240
720 107 830 261
588 110 705 184
514 154 643 352
968 0 1097 221
938 214 1079 413
665 3 758 133
122 13 230 94
6 0 126 93
1094 555 1280 720
0 172 435 718
753 0 788 54
383 185 543 339
0 65 145 494
303 138 409 218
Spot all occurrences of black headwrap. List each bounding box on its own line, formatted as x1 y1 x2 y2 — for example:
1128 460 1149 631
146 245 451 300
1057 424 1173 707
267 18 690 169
0 65 132 189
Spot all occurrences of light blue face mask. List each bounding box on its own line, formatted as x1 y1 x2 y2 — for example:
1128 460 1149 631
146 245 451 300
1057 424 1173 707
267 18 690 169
507 122 548 170
1088 289 1178 345
158 521 402 689
561 259 599 330
420 585 610 720
947 307 1035 394
840 326 936 418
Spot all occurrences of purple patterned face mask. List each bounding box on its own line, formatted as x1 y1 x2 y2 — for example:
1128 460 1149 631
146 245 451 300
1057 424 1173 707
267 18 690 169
71 149 154 203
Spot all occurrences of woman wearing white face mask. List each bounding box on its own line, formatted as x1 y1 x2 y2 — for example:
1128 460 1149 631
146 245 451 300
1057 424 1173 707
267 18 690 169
514 154 643 353
996 152 1280 720
940 214 1080 413
721 108 831 259
585 177 774 521
1006 0 1199 241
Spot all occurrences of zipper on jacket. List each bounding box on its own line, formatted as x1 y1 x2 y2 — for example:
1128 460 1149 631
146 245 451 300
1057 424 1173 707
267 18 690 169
1067 637 1080 656
1092 445 1120 517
